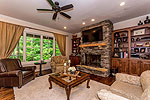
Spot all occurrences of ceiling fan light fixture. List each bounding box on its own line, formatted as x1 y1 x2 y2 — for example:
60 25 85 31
91 19 95 22
120 2 125 6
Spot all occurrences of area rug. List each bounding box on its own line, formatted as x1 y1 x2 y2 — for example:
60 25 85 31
14 75 110 100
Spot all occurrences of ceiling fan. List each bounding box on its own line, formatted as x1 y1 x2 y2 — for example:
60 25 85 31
37 0 74 20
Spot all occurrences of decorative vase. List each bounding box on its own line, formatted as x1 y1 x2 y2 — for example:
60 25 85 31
138 20 143 26
144 16 150 24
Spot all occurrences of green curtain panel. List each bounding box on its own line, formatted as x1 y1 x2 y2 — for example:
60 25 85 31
0 21 24 59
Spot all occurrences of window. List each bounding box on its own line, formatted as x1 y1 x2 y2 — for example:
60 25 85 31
10 32 62 62
9 36 23 62
26 34 41 61
43 36 53 60
55 41 61 56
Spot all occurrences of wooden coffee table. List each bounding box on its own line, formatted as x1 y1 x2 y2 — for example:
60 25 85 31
48 72 90 100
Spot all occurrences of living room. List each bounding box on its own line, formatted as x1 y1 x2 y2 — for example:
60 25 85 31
0 0 150 100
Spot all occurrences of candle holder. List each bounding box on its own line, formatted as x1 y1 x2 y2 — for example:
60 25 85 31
68 60 71 67
64 63 67 74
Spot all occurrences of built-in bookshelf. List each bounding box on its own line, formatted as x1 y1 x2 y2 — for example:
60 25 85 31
112 24 150 75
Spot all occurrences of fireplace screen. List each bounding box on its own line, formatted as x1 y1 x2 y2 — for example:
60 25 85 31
85 54 101 67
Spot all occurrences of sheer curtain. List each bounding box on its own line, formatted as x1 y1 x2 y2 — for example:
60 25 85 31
0 21 24 59
54 33 66 56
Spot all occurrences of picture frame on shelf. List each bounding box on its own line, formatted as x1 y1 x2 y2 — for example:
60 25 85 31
133 29 145 36
134 48 139 53
120 32 128 37
144 42 150 47
140 48 146 53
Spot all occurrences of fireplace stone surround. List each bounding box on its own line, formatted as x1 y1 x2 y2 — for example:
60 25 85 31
77 20 113 77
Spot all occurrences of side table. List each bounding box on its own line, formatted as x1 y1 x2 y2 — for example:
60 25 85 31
34 62 47 76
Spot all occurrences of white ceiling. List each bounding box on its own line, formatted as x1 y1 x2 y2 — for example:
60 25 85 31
0 0 150 33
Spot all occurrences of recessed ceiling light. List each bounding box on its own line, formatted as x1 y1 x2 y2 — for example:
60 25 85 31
120 2 125 6
91 19 95 22
82 22 86 25
64 26 67 29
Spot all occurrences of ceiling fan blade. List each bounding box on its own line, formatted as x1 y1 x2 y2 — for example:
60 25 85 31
60 12 71 19
47 0 56 8
61 4 73 11
52 13 57 20
37 9 54 11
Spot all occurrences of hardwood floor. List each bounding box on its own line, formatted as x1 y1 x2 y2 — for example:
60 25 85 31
0 71 115 100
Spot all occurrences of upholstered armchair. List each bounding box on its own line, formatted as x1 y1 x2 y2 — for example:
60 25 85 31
0 58 36 88
98 70 150 100
50 56 67 73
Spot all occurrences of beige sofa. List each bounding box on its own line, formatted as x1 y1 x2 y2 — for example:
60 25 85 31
98 70 150 100
50 56 67 73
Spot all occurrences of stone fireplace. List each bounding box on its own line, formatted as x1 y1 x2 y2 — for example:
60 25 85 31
76 20 113 77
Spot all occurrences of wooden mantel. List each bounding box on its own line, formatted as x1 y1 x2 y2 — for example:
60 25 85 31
79 42 107 48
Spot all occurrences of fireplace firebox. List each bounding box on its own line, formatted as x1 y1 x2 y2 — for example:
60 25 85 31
85 54 101 68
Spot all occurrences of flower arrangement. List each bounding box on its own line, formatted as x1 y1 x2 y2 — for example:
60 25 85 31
68 67 76 74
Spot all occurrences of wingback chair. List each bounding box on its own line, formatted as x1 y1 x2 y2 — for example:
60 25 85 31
0 58 36 88
50 56 67 73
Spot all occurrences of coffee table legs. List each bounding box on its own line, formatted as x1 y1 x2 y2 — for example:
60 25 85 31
65 86 71 100
87 77 90 88
49 77 52 89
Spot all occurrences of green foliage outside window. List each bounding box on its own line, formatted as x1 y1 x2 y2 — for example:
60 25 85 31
55 41 61 56
26 34 41 61
43 36 53 60
10 33 61 62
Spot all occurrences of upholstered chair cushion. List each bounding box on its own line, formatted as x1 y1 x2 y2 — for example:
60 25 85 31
140 70 150 91
116 73 141 86
50 56 67 73
110 81 143 100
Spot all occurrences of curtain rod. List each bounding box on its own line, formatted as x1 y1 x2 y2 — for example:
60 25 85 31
0 20 68 37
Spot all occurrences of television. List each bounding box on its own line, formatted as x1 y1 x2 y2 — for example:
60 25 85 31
82 26 103 43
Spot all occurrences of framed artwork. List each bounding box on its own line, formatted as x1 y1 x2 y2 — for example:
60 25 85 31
140 48 145 53
133 29 145 36
134 48 139 53
120 32 128 37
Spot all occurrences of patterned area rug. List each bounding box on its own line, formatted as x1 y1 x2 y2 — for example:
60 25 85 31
14 75 109 100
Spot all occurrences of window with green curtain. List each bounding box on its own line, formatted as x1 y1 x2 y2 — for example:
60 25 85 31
26 33 41 61
43 36 53 60
9 36 23 62
55 41 61 56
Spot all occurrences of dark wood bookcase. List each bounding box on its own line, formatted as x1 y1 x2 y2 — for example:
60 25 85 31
72 38 81 55
112 24 150 75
